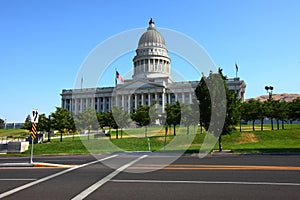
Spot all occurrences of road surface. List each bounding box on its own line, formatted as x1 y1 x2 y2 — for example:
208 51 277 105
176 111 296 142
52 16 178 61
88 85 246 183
0 154 299 199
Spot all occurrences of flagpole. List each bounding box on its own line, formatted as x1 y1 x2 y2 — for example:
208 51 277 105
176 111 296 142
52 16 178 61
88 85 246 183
235 63 238 78
234 63 238 95
115 68 117 87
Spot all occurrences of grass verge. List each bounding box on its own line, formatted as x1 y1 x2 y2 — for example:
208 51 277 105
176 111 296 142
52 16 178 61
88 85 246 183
1 125 299 156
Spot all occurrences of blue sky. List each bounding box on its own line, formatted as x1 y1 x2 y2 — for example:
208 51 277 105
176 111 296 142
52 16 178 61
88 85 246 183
1 0 299 122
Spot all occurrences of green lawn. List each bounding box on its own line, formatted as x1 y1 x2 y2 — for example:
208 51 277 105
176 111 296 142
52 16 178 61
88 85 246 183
221 129 300 153
0 129 28 137
1 125 300 155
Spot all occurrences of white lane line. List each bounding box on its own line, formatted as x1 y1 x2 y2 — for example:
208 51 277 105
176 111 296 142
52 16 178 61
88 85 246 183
0 179 37 181
110 179 300 186
0 154 118 199
72 155 148 200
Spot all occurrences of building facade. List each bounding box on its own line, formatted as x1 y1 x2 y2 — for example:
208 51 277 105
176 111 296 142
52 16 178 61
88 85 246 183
61 19 246 114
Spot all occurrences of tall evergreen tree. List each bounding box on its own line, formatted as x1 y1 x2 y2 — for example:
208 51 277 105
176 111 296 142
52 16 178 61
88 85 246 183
22 114 32 131
195 69 240 151
0 118 4 129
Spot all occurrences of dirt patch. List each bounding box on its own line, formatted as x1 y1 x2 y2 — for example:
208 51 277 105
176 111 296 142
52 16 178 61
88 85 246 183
238 132 259 144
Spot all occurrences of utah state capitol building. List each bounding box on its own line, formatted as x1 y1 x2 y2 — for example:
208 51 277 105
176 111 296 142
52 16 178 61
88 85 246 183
61 19 246 115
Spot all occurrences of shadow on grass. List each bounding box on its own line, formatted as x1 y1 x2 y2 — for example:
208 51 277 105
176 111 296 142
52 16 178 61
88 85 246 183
232 148 300 154
183 148 300 154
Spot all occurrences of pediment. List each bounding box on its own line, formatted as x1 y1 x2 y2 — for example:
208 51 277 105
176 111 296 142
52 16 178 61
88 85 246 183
116 79 164 90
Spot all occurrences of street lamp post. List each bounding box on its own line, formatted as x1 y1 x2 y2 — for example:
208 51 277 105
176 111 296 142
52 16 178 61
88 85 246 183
265 86 274 101
265 86 274 130
47 115 51 142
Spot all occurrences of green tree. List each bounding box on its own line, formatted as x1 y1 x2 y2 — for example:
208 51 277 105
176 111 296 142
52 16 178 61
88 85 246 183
165 102 181 136
181 103 194 134
22 115 32 131
195 69 240 151
245 99 260 131
75 107 99 140
97 111 110 129
264 100 276 130
0 118 4 129
289 97 300 123
37 114 50 132
97 111 118 138
37 114 51 142
240 102 249 131
257 101 266 131
131 105 152 137
273 101 289 130
111 106 130 139
190 99 200 132
51 107 76 142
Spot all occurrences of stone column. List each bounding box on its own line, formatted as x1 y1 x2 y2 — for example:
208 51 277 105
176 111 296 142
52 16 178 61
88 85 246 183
128 95 131 113
91 97 95 110
103 97 106 112
121 95 125 108
80 98 83 112
141 94 144 105
62 99 65 109
175 93 178 102
162 90 165 113
94 98 97 112
74 99 78 114
189 92 192 104
85 98 89 109
107 97 111 111
148 93 151 106
115 95 118 107
182 92 185 103
155 93 158 109
135 94 138 109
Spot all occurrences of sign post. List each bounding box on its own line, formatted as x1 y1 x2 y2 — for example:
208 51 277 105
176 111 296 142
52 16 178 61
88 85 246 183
30 109 39 164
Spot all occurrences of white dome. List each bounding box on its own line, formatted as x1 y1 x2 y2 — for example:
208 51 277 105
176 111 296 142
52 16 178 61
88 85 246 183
132 18 172 83
138 18 166 48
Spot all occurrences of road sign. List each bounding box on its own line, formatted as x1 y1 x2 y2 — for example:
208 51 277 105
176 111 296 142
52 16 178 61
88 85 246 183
31 123 37 139
31 109 39 123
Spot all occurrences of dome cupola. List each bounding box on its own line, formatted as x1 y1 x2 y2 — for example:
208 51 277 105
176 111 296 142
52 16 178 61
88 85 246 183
132 18 172 83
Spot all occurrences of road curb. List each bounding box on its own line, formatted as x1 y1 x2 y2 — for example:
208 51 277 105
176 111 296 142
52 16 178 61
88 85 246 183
0 162 74 168
0 163 34 167
33 162 75 168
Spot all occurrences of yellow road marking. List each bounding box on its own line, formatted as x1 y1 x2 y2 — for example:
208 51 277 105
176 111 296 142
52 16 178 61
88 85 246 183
129 164 300 171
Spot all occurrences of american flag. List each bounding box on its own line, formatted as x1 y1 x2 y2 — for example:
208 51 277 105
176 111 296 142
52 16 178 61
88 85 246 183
116 70 124 82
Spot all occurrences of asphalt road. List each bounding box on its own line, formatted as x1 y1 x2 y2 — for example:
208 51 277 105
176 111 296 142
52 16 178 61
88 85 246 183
0 154 299 200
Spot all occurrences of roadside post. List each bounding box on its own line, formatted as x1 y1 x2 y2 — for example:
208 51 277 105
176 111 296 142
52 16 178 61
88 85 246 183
30 109 39 164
